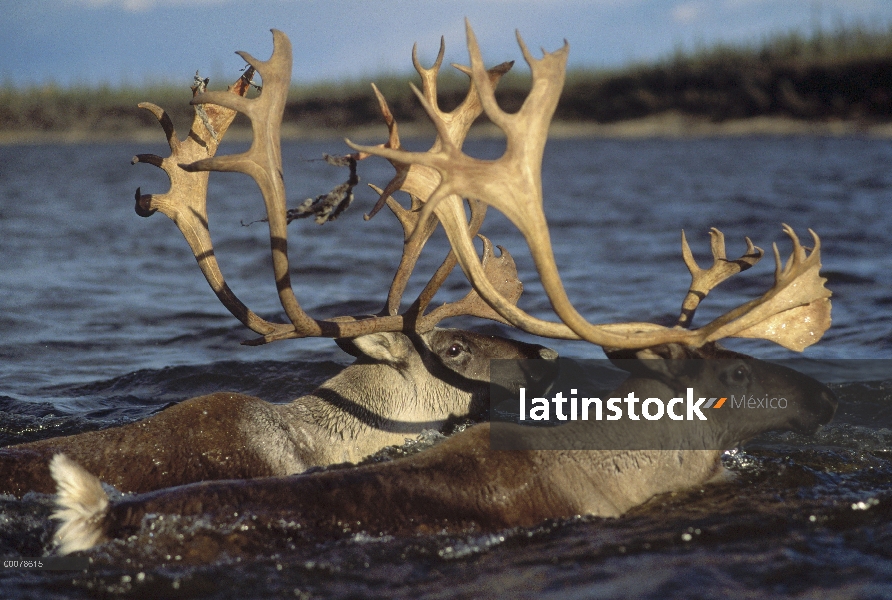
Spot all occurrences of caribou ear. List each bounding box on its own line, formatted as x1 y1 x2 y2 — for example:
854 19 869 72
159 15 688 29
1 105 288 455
606 343 694 379
348 332 412 365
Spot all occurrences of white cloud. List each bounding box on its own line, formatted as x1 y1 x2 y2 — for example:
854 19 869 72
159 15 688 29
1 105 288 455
672 1 703 24
70 0 229 12
721 0 770 7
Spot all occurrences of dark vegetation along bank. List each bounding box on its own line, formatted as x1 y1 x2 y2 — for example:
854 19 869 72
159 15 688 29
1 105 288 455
2 24 892 142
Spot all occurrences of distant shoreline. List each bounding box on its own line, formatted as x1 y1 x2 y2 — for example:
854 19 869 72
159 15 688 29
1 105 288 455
2 114 889 146
5 24 891 147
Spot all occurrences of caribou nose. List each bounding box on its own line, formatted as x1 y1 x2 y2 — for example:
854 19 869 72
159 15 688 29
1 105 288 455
794 384 838 434
515 347 560 395
538 347 559 360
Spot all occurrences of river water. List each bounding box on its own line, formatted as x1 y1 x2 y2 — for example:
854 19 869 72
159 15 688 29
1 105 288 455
0 135 890 598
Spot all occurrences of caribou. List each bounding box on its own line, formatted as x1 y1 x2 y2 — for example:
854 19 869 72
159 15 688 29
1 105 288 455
1 329 556 496
0 55 558 498
50 24 835 556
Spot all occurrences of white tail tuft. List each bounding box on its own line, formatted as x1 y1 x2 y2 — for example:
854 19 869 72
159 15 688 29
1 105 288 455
50 454 110 555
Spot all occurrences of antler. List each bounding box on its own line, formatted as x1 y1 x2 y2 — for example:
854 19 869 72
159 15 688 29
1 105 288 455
348 20 832 352
134 30 524 346
132 68 291 340
135 27 832 353
362 37 515 320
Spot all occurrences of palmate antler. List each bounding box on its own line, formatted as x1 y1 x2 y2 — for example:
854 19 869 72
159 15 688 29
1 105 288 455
133 30 523 346
348 20 832 352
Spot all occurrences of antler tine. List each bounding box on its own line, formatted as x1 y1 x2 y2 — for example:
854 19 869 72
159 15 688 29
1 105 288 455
362 84 408 222
676 228 764 328
131 68 292 339
410 37 462 154
412 37 446 105
133 102 177 161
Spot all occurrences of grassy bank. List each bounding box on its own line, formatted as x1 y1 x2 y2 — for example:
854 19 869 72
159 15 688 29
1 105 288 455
3 24 892 143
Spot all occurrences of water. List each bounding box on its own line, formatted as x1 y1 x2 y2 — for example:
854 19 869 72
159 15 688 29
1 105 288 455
0 136 890 598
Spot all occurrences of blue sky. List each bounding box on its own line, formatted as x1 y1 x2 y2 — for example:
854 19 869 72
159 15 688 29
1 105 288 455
5 0 892 88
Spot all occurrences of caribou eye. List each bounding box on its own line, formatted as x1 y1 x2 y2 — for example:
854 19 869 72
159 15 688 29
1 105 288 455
729 365 749 383
446 343 466 358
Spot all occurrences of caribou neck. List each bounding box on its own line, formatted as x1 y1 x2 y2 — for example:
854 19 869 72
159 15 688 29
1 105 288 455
275 361 471 464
